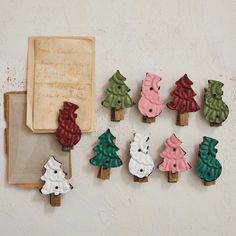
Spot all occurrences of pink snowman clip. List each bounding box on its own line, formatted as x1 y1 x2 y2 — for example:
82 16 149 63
158 134 191 183
138 73 164 123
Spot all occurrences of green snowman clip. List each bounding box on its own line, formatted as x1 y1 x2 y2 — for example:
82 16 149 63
203 80 229 126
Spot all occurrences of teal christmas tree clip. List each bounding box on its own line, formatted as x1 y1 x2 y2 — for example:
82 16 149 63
90 129 122 180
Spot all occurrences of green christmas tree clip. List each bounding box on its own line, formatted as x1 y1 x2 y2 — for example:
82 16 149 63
102 70 135 122
196 136 222 186
90 129 122 180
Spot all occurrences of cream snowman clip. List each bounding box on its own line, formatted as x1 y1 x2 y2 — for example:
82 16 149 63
129 133 154 183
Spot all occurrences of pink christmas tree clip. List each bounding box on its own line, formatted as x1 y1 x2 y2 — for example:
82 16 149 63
158 134 191 183
138 73 164 123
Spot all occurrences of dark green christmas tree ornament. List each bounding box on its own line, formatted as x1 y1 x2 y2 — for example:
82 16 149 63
102 70 135 122
196 136 222 186
203 80 229 126
90 129 122 180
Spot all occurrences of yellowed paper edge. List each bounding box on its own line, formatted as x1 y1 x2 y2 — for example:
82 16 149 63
26 36 95 133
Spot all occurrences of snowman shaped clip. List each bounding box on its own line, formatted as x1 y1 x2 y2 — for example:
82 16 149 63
129 133 154 182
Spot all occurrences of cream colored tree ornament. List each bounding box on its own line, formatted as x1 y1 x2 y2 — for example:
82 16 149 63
129 133 154 182
40 156 73 207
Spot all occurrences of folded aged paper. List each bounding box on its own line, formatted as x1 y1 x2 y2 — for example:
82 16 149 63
5 92 71 188
27 36 95 133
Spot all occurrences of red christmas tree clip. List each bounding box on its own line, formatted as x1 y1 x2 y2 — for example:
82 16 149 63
56 101 82 151
167 74 200 126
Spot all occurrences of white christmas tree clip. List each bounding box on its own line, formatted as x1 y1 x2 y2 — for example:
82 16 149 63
40 155 73 207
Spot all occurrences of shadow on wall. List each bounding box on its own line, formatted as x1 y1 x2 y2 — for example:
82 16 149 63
95 77 110 125
200 85 206 122
156 142 174 190
185 142 206 191
164 78 177 126
81 137 104 188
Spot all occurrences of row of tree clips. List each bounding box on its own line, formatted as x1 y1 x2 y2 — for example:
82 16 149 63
40 71 229 207
102 70 229 125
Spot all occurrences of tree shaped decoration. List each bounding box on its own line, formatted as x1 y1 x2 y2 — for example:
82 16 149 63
203 80 229 127
56 101 82 151
196 136 222 186
90 129 122 180
167 74 200 126
102 70 135 122
40 156 73 207
129 133 154 183
138 73 164 123
158 134 190 183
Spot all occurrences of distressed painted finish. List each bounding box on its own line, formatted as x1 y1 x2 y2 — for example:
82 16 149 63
203 80 229 126
196 136 222 182
102 70 134 110
56 101 82 149
129 133 154 178
159 134 190 173
90 129 122 168
40 156 73 195
167 74 200 113
138 73 164 118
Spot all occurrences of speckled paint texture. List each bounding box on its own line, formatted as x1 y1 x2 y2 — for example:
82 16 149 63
0 1 236 236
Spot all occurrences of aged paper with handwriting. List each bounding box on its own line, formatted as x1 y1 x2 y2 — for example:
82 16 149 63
27 36 95 133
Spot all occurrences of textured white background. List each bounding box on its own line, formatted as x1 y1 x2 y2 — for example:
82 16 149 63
0 1 236 236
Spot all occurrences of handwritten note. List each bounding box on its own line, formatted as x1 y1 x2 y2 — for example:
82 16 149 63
27 37 95 132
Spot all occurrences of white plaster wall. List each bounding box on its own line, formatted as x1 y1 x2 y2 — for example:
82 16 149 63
0 0 236 235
